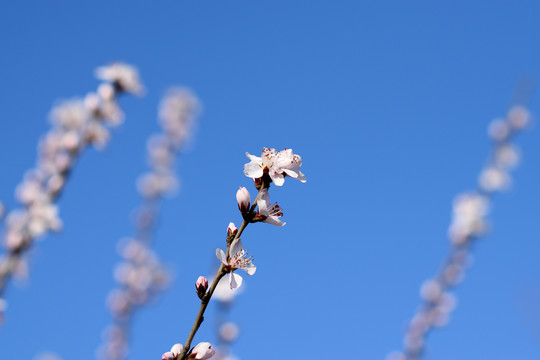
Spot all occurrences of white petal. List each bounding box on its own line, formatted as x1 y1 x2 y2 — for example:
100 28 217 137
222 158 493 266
244 263 257 275
270 172 285 186
170 343 183 355
229 272 243 289
246 152 261 162
216 248 227 265
282 168 299 178
264 216 285 226
244 161 263 179
296 171 307 183
230 238 243 257
256 189 270 216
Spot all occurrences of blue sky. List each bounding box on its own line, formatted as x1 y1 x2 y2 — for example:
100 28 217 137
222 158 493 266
1 1 540 359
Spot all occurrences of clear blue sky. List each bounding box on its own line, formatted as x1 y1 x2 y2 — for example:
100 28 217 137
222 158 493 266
1 1 540 359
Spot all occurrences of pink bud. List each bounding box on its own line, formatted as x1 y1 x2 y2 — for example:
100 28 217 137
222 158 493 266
189 342 215 360
236 187 251 214
227 222 238 236
195 276 208 298
162 352 175 360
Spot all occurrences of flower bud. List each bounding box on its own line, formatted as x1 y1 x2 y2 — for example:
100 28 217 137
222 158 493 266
171 344 183 356
236 187 251 214
188 342 215 359
162 352 175 360
195 276 208 299
227 222 238 236
162 343 183 360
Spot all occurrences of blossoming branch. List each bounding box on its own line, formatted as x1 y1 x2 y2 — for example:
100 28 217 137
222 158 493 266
161 148 306 360
0 62 143 324
98 88 200 360
386 105 531 360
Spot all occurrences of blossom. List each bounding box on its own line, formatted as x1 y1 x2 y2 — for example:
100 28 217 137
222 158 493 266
95 62 144 95
236 187 250 214
216 239 256 290
189 342 215 359
244 148 306 186
255 189 285 226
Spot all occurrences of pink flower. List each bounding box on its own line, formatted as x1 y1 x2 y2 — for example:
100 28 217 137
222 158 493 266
216 239 256 290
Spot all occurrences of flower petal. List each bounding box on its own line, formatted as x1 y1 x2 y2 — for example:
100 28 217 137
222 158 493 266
229 272 243 289
244 161 263 179
269 172 285 186
244 263 257 275
230 238 243 257
296 170 307 183
246 152 261 162
216 248 227 265
264 216 286 226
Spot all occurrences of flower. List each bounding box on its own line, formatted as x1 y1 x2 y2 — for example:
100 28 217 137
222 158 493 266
216 238 256 289
236 187 251 214
95 62 144 95
189 342 215 359
162 343 183 360
254 189 285 226
244 148 306 186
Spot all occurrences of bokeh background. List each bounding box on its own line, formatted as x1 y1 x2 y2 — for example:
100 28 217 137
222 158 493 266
1 1 540 359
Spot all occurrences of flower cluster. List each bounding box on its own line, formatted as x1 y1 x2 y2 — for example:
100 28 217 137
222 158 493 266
162 342 215 360
170 147 305 360
388 105 530 360
98 89 199 360
0 62 143 299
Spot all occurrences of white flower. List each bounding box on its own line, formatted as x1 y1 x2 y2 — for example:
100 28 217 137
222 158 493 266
255 189 285 226
272 148 307 185
216 239 256 290
95 62 144 95
236 187 251 213
189 342 215 360
244 148 307 186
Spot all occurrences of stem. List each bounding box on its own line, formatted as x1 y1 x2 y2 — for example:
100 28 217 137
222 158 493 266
176 184 266 359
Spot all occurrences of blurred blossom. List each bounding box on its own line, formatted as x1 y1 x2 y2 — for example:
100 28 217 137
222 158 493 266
506 105 530 130
95 62 144 96
419 280 441 302
49 99 87 130
0 62 143 321
396 104 529 359
33 352 62 360
478 166 510 192
159 88 200 147
100 87 200 360
219 322 239 342
494 144 520 169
